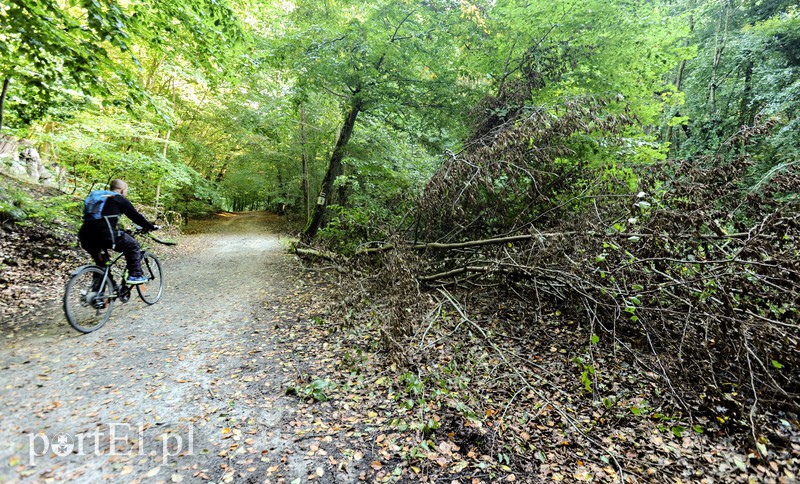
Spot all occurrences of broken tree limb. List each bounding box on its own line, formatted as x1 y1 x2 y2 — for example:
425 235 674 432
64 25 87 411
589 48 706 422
356 233 572 255
356 229 768 256
413 234 551 250
294 247 343 262
418 265 492 282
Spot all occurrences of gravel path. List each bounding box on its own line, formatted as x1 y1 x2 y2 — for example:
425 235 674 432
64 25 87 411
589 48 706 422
0 212 334 483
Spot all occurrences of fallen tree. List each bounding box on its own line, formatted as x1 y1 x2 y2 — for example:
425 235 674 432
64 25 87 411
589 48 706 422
295 99 799 460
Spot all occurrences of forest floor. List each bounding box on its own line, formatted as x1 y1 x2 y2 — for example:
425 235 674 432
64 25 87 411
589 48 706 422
1 209 798 483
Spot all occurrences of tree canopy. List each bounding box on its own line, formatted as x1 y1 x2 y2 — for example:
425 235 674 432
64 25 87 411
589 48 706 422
3 0 795 224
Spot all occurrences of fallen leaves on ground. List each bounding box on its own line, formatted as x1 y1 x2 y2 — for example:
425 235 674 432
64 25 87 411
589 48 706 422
270 258 800 483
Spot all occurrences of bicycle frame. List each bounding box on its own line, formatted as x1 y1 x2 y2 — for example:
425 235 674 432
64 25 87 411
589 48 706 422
98 251 130 301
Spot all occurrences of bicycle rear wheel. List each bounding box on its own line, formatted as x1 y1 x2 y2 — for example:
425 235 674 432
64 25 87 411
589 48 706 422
137 252 164 304
64 266 114 333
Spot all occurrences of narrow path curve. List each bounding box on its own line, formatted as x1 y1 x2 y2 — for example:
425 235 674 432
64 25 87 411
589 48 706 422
0 213 335 483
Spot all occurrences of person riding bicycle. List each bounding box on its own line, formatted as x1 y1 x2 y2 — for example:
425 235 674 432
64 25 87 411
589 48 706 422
78 179 159 285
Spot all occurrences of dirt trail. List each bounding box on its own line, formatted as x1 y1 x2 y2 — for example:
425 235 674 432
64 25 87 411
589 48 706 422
0 212 339 483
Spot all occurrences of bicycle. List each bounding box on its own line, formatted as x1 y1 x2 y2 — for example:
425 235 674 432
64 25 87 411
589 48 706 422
63 227 176 333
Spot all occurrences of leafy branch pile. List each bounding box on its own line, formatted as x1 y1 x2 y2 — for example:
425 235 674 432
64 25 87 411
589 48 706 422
318 99 798 465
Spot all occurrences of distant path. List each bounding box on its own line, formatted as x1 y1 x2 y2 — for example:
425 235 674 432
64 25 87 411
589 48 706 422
0 212 336 482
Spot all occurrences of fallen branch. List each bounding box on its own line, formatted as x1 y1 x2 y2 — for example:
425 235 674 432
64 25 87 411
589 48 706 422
419 265 492 282
294 247 342 262
356 233 569 254
356 230 765 256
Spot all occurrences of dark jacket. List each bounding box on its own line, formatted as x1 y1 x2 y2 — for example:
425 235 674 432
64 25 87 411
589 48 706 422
79 194 156 247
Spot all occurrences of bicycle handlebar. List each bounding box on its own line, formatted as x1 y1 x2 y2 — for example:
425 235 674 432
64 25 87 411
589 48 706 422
145 233 178 246
127 227 178 246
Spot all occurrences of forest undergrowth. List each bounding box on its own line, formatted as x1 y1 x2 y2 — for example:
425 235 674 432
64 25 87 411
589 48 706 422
0 176 84 329
297 99 799 482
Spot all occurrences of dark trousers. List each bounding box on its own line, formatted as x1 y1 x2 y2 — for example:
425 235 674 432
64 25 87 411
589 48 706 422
79 228 144 277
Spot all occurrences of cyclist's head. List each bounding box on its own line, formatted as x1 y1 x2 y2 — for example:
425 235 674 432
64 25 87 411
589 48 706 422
110 179 129 195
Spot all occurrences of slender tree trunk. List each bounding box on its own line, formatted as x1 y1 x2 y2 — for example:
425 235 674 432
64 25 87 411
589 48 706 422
215 159 229 183
710 1 732 116
0 77 10 135
303 97 361 241
665 58 686 149
337 162 349 208
300 104 310 222
277 167 285 212
666 14 693 154
739 60 754 128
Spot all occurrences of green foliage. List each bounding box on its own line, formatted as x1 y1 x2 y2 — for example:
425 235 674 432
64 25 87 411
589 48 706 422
0 187 29 223
20 194 82 226
0 186 81 226
286 379 333 402
467 0 686 125
572 357 596 393
34 109 224 218
674 1 800 173
0 0 246 128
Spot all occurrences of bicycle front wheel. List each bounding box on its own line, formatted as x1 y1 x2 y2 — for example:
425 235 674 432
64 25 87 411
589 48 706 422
64 266 114 333
137 252 164 304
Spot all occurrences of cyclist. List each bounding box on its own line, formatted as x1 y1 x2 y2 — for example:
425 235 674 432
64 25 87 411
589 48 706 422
78 179 159 285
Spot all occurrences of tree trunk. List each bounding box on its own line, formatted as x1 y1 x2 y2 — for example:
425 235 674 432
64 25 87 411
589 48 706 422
303 98 361 241
739 60 754 128
710 1 732 116
337 162 349 208
276 167 285 212
665 58 686 152
155 180 162 215
0 77 10 134
666 14 693 154
215 159 229 183
300 104 310 222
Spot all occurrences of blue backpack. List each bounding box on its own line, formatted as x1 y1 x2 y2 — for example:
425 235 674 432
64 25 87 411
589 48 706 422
83 190 118 221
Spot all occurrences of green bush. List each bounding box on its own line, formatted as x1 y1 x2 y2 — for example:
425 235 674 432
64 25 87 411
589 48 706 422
0 188 29 223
